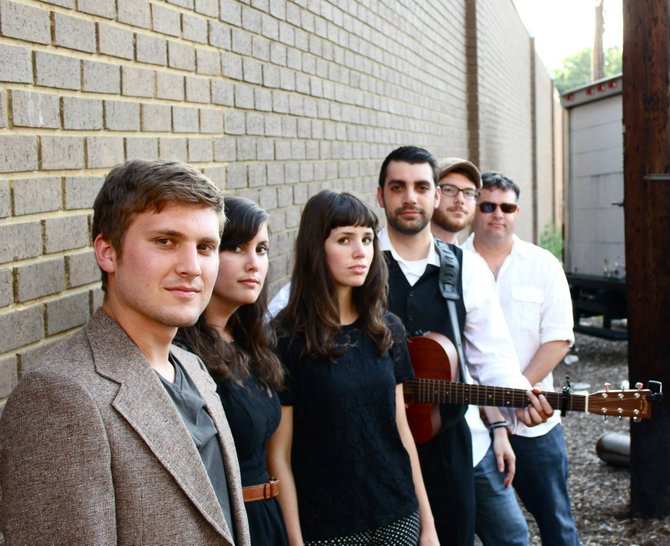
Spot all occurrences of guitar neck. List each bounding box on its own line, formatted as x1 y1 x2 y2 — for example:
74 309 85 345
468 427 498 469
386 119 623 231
405 379 587 412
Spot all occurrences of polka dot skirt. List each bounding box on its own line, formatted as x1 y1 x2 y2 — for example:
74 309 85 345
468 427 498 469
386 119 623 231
305 512 420 545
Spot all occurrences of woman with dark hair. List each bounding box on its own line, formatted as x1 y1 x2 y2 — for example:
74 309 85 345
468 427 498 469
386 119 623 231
268 190 438 546
178 196 289 546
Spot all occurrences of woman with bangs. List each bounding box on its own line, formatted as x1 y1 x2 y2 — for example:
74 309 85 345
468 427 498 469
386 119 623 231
178 196 289 546
268 190 438 546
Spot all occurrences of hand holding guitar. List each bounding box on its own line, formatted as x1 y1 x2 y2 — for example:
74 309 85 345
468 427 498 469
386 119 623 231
515 386 554 427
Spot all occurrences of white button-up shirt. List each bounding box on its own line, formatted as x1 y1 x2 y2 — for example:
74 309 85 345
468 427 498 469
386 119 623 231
464 233 575 438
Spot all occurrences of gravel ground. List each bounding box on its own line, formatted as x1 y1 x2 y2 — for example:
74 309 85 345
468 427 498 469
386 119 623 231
523 333 670 546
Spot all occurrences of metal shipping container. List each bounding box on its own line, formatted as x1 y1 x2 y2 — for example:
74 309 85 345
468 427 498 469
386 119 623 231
561 74 626 340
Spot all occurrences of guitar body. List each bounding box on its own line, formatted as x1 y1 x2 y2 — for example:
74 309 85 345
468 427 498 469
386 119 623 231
406 333 459 444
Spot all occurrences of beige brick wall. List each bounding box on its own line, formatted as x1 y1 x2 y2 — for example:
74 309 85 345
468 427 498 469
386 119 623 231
0 0 558 409
474 0 535 240
534 52 558 240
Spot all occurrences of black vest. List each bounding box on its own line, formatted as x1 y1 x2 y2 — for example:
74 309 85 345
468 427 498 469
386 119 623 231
385 244 467 429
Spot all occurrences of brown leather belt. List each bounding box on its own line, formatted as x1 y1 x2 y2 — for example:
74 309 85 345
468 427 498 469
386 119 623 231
242 478 279 502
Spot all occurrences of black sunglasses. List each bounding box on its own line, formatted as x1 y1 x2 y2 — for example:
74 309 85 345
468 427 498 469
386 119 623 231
478 202 518 214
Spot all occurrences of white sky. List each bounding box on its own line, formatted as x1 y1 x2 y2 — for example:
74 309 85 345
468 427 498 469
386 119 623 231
513 0 623 72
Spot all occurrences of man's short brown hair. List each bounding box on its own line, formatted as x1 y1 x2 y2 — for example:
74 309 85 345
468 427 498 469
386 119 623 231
92 159 224 290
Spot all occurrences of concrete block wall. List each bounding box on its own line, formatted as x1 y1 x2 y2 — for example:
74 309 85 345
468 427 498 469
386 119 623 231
473 0 535 241
534 52 558 237
0 0 556 409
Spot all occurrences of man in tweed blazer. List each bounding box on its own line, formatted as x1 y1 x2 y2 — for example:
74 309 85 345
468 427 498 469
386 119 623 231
0 160 250 546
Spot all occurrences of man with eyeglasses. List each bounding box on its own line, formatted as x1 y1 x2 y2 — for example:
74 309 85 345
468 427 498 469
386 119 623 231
432 160 531 546
431 157 481 242
466 171 579 546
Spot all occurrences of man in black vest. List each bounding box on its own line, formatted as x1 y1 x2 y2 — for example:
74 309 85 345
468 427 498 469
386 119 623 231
376 146 552 546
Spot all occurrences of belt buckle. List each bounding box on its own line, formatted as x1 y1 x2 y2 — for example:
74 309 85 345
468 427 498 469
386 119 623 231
265 477 279 499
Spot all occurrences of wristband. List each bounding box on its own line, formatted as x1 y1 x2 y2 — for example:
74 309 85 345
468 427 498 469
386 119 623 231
488 420 509 431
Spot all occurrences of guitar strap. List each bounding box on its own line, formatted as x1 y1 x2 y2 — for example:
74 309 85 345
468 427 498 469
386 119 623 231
435 239 468 383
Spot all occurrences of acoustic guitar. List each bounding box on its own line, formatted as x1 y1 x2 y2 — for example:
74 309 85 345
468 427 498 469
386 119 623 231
404 332 659 444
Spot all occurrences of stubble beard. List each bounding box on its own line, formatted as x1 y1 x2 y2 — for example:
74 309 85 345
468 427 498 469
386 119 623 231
386 209 431 236
148 303 206 330
148 288 211 329
433 208 472 234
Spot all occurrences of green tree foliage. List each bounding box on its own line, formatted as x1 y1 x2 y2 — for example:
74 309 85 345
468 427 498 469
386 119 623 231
553 46 622 94
604 45 622 75
553 48 592 94
539 222 563 261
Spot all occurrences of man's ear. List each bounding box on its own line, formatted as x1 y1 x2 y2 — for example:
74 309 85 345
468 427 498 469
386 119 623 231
94 234 117 274
376 186 385 208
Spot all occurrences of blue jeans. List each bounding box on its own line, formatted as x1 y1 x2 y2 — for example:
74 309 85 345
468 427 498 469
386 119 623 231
474 445 529 546
510 424 580 546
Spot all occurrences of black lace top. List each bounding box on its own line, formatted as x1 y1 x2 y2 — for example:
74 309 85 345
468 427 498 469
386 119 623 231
275 312 418 541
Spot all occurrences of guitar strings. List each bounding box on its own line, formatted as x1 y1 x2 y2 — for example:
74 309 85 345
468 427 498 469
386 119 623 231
404 379 647 417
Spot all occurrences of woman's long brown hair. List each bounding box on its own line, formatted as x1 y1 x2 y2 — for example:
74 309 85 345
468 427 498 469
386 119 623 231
279 189 392 359
179 196 283 389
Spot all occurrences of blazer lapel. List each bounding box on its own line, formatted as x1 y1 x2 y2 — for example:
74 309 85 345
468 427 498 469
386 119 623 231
178 349 249 543
85 310 234 543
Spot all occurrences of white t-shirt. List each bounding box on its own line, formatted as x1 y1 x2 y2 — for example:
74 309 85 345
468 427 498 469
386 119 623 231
268 283 291 318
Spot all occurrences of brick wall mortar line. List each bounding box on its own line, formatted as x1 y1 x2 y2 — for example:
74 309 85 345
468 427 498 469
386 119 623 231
2 327 80 359
0 280 99 312
3 40 224 72
0 209 90 222
0 85 232 109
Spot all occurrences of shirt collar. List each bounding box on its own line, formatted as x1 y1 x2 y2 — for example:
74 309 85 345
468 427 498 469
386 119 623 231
466 233 523 259
378 227 440 267
509 234 525 257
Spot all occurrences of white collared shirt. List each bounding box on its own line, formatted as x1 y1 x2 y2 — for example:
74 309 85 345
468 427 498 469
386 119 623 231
379 229 439 286
464 233 575 438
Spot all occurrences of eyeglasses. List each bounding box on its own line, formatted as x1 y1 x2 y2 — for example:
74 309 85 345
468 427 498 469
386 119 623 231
478 202 518 214
438 184 479 200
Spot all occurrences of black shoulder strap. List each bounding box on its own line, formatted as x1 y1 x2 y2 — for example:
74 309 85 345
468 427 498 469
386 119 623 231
435 239 460 301
434 239 468 383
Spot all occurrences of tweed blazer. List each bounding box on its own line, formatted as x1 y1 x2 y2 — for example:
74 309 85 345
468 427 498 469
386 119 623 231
0 309 250 546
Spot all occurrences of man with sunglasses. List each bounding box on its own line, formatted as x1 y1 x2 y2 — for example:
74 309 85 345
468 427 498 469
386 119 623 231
432 159 531 546
466 171 579 546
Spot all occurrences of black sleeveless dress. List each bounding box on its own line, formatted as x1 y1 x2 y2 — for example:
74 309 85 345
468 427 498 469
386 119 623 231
214 374 289 546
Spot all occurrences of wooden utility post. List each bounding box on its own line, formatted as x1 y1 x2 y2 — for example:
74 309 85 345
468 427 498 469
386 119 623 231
592 0 605 80
623 0 670 516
